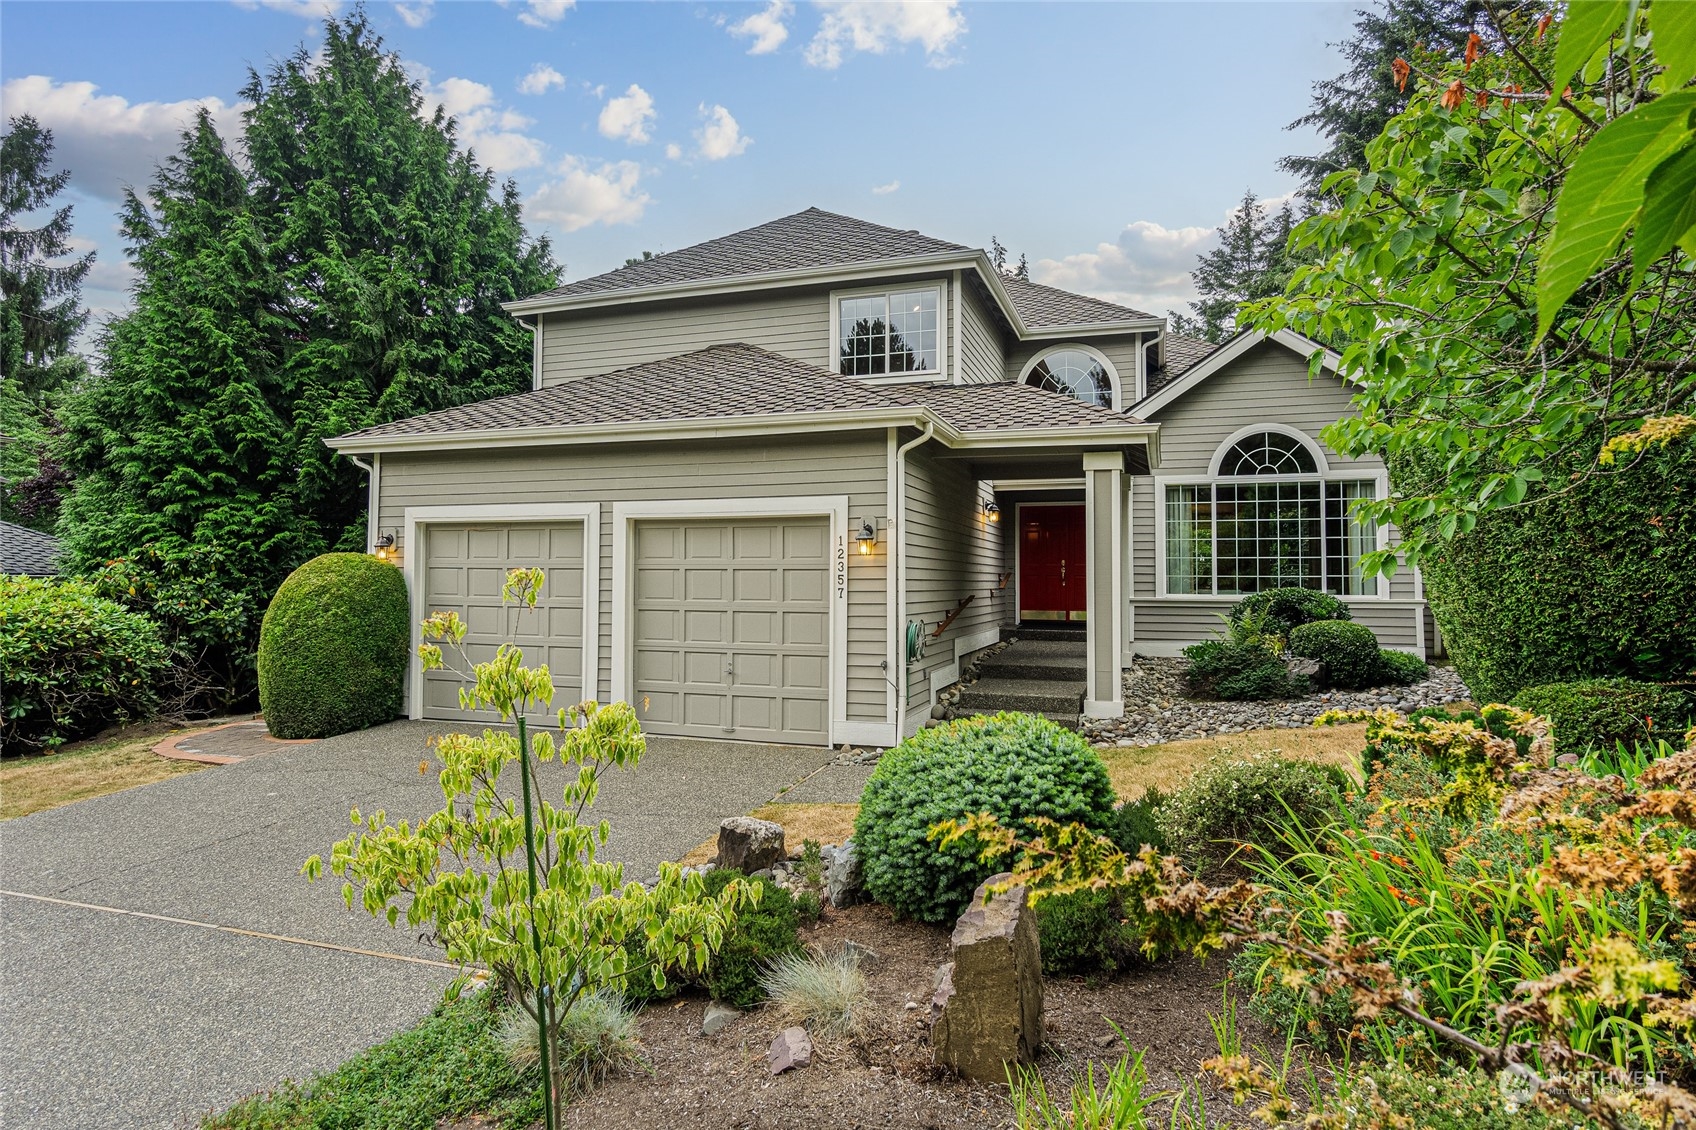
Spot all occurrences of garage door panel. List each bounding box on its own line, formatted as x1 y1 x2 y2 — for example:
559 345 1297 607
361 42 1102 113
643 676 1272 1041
423 521 585 724
632 516 830 744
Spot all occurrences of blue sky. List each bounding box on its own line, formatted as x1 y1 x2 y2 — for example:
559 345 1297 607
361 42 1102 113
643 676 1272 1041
2 1 1360 331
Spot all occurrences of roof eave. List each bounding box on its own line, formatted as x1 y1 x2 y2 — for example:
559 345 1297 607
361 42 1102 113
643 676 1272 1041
943 422 1158 449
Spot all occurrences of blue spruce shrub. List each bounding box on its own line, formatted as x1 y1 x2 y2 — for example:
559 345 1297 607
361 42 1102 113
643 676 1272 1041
855 712 1116 925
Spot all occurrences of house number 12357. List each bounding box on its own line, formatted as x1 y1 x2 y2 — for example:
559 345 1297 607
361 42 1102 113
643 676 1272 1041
835 536 846 599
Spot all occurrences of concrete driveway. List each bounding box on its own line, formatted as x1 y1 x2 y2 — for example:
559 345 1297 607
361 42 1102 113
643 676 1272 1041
0 721 850 1129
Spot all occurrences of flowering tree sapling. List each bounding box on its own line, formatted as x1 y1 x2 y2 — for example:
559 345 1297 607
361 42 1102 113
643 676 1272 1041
303 567 755 1129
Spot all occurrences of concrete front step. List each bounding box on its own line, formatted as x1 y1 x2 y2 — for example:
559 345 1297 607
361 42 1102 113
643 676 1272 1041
980 639 1088 682
956 676 1085 715
1000 625 1089 643
958 709 1082 731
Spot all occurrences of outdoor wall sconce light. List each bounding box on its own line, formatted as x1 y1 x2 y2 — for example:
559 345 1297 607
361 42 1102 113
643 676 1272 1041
983 500 1000 523
374 532 397 563
856 519 877 555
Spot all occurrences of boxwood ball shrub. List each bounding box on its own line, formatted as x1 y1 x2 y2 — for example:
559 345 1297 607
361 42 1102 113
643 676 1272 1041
1510 677 1695 752
257 553 409 740
1182 640 1297 701
0 576 170 752
1227 586 1352 641
1288 620 1382 690
1157 752 1351 871
856 712 1116 925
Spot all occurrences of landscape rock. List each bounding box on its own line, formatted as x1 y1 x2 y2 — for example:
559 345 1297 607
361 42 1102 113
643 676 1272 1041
826 838 864 908
716 817 787 874
930 703 949 720
701 1002 739 1037
767 1026 812 1074
1285 656 1322 693
929 873 1043 1082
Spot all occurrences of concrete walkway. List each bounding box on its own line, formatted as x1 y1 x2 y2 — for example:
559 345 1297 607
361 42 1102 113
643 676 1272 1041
0 721 842 1129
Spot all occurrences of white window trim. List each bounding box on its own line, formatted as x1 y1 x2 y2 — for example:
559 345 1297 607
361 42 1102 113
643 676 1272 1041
1153 427 1391 602
1016 342 1123 413
828 281 947 382
400 503 602 720
609 496 851 745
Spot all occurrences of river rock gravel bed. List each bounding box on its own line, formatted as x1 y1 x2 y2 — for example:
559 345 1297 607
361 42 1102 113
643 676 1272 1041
1080 657 1473 748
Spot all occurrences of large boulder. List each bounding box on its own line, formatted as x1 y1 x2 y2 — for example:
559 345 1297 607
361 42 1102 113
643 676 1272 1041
716 817 786 874
827 837 864 908
929 873 1043 1081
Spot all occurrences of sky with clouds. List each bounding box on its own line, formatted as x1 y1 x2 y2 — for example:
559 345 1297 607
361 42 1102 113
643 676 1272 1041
1 0 1359 334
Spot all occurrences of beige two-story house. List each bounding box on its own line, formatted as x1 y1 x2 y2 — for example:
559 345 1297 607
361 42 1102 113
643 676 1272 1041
328 208 1429 748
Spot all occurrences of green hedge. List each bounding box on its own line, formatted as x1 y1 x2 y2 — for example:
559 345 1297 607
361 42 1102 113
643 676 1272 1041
1394 440 1696 703
856 712 1116 924
1288 620 1383 690
1510 678 1695 751
257 553 409 740
0 576 169 752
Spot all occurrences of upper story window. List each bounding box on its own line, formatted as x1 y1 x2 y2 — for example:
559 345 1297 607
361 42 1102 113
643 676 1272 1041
1020 346 1118 410
1163 427 1381 598
838 287 940 376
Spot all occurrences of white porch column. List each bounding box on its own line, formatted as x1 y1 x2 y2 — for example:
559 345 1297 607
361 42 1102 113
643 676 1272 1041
1083 451 1125 719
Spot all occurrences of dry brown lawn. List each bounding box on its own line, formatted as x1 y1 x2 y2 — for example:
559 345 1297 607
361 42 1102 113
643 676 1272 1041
678 801 861 865
1097 721 1368 801
2 733 205 820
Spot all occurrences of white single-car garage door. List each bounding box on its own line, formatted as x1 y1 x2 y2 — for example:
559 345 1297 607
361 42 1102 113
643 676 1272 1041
422 522 586 723
632 517 829 744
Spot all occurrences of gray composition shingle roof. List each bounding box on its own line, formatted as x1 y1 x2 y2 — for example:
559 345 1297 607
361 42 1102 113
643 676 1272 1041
528 208 968 303
997 274 1153 327
1 520 61 576
518 207 1154 329
333 343 1146 445
1143 332 1220 398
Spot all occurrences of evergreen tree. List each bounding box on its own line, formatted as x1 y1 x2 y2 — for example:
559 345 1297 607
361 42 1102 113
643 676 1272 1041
1281 0 1488 197
55 12 559 699
1170 190 1297 343
2 115 93 529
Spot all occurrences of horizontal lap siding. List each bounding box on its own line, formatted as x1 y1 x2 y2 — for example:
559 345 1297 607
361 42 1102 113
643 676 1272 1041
958 284 1005 385
379 434 890 723
903 448 1006 709
540 290 831 385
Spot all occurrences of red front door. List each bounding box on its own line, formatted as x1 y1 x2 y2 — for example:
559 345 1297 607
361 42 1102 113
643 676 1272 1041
1019 504 1086 621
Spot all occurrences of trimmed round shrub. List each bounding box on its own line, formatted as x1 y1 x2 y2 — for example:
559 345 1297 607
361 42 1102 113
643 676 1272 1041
257 553 409 740
623 869 800 1008
1288 620 1382 690
856 712 1116 925
1182 640 1298 701
1376 648 1430 686
1510 677 1696 752
0 576 169 752
1157 753 1351 871
1227 587 1351 641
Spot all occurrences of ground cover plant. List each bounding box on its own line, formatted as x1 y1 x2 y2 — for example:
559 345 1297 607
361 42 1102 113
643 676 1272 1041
304 567 756 1129
0 574 169 752
855 711 1116 925
257 553 409 740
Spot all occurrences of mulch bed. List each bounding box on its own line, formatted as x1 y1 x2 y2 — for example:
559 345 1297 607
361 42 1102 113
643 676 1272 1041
552 902 1289 1129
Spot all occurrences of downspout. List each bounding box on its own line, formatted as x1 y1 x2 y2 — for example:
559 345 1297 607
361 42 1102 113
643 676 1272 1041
893 420 935 738
345 454 378 553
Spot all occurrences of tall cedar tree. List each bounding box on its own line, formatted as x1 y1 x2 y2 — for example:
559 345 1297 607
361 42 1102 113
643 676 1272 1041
1281 0 1488 197
1169 190 1297 344
1 115 92 530
57 12 557 601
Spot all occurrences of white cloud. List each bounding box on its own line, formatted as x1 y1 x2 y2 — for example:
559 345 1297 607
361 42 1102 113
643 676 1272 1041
518 63 566 95
1033 219 1216 316
517 0 573 29
805 0 966 69
694 103 750 160
231 0 342 18
665 142 683 160
730 0 791 54
528 156 648 231
871 179 899 195
0 76 248 203
420 75 545 172
598 84 655 145
394 0 433 27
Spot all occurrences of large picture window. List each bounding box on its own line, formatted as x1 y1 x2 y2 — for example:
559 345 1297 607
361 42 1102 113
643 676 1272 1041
1163 431 1379 597
837 288 940 376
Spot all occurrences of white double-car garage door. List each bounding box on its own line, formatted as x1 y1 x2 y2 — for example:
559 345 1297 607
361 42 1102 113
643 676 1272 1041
421 514 831 744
